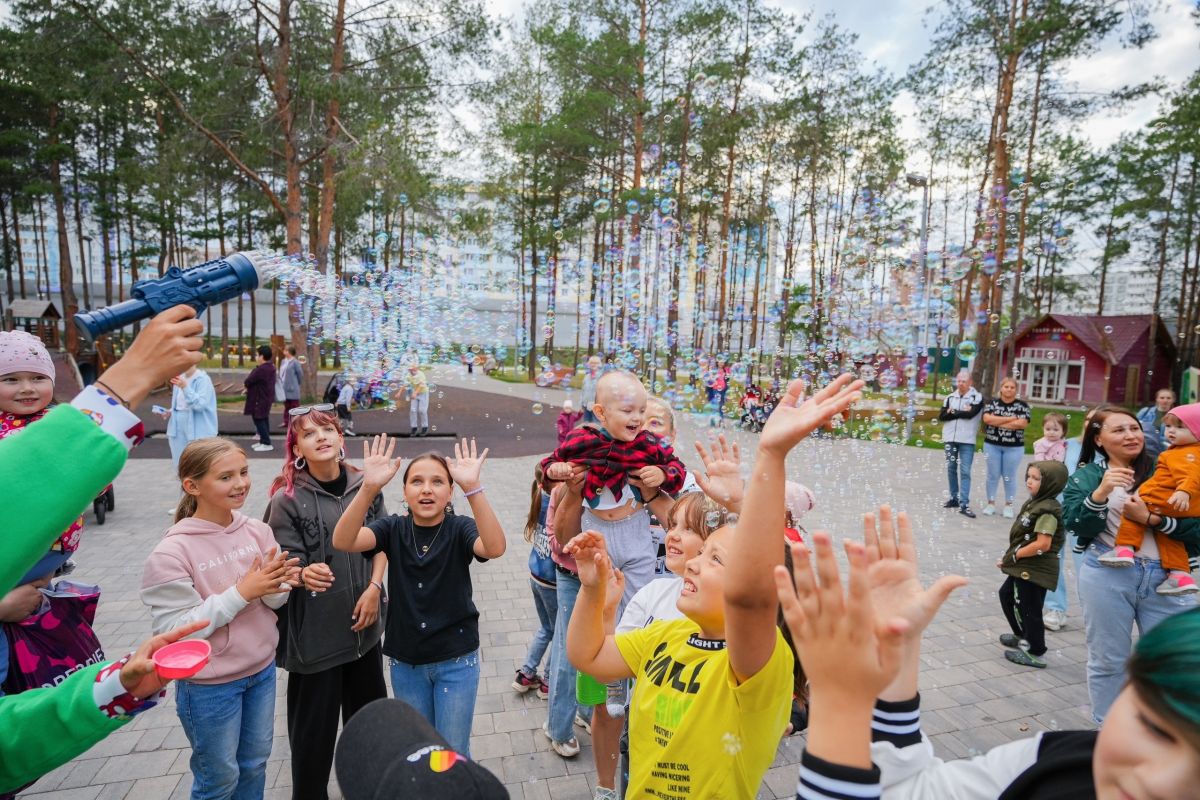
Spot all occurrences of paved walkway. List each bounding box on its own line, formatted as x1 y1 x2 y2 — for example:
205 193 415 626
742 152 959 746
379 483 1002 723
17 405 1093 800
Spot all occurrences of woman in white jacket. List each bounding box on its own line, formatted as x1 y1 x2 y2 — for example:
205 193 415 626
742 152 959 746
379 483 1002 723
160 365 218 470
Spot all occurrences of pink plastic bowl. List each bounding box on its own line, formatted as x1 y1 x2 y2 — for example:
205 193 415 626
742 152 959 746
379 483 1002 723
153 639 211 680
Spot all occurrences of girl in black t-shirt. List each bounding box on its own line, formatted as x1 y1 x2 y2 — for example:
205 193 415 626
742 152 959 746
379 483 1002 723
331 435 507 757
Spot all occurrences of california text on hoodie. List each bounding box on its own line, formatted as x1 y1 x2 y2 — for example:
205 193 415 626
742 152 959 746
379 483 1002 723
264 466 386 674
141 512 288 685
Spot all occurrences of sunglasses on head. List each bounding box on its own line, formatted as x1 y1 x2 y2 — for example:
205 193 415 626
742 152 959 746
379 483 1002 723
288 403 335 417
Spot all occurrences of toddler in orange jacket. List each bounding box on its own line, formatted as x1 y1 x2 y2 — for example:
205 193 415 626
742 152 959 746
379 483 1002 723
1101 402 1200 595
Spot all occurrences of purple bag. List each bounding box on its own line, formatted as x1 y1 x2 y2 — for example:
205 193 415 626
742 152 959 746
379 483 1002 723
3 580 105 694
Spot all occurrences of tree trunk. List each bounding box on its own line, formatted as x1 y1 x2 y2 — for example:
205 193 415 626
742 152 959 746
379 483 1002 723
715 1 751 354
1004 44 1046 376
1146 152 1181 405
972 0 1027 395
0 193 11 302
307 0 346 397
9 196 25 299
48 103 79 355
70 144 90 310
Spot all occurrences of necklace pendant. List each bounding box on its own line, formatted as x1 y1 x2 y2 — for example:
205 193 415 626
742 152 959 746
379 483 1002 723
421 545 429 553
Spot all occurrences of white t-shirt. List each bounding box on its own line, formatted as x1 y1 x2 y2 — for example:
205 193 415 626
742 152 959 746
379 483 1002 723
616 575 685 634
1096 485 1160 560
337 383 354 407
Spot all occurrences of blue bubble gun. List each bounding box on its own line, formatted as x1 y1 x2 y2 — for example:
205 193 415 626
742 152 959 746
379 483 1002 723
74 252 260 342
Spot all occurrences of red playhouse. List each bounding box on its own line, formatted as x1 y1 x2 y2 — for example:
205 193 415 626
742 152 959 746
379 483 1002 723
1000 313 1175 407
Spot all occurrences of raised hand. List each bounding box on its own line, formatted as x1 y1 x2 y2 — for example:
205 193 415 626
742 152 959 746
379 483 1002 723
758 374 864 456
693 434 744 510
564 530 612 590
861 506 967 645
448 437 489 491
361 434 403 490
774 532 908 706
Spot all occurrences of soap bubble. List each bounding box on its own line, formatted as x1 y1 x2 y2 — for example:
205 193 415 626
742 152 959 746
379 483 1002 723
594 198 611 214
957 340 978 360
531 403 544 415
1103 325 1113 334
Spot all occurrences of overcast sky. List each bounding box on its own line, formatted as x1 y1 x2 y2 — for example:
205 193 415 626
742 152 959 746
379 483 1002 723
485 0 1200 151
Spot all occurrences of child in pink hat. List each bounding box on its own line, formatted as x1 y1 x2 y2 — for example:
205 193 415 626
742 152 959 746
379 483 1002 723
0 330 80 564
1100 401 1200 594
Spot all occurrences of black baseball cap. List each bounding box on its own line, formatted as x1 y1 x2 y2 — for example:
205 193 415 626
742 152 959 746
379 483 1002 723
335 699 509 799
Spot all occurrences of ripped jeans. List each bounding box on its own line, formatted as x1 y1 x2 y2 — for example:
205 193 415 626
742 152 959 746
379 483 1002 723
389 649 480 756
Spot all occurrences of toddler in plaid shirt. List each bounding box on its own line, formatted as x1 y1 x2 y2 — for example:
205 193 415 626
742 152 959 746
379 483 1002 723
542 371 685 520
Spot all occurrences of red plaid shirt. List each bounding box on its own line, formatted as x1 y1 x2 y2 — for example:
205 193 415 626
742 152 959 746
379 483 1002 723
541 426 686 506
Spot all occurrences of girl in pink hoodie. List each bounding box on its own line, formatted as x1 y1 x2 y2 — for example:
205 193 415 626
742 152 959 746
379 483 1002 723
141 438 298 800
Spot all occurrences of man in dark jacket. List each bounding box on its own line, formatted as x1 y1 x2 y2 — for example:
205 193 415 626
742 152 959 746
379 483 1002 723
244 344 277 451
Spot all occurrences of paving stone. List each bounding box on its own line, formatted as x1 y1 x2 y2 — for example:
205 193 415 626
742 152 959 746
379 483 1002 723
91 751 180 786
124 776 181 800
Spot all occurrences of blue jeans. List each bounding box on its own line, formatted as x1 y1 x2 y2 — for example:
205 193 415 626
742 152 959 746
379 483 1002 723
547 569 587 743
984 442 1024 505
389 650 480 757
1077 543 1198 723
1043 535 1083 613
944 442 975 506
522 579 558 675
175 662 276 800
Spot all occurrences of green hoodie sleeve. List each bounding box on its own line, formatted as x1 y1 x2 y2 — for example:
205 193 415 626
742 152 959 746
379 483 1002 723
1062 463 1107 551
0 662 126 793
0 405 127 596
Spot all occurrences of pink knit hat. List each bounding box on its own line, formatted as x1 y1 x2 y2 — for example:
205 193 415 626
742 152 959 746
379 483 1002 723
0 331 54 383
1167 403 1200 440
784 482 816 522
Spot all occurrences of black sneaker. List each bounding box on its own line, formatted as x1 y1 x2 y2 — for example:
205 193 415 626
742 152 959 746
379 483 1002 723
1004 648 1046 669
943 498 960 509
999 633 1021 648
959 506 977 519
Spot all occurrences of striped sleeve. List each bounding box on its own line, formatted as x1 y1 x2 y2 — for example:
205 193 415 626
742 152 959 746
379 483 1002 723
870 695 922 748
796 750 880 800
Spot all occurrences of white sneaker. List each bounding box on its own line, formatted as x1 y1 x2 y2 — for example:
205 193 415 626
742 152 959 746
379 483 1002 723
541 721 580 757
594 789 618 800
1043 610 1065 631
1002 505 1015 519
575 712 592 734
251 443 274 452
983 504 996 516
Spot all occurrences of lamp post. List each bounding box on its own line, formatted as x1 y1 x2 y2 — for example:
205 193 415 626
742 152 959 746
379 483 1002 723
904 173 931 443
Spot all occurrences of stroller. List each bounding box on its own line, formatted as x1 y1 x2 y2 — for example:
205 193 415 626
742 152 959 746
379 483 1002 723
92 485 115 525
737 385 768 432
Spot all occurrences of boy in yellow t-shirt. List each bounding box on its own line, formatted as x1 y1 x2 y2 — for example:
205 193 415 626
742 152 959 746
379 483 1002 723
566 374 864 799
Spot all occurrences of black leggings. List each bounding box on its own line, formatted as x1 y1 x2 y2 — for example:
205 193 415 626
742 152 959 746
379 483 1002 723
286 645 387 800
999 575 1047 656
